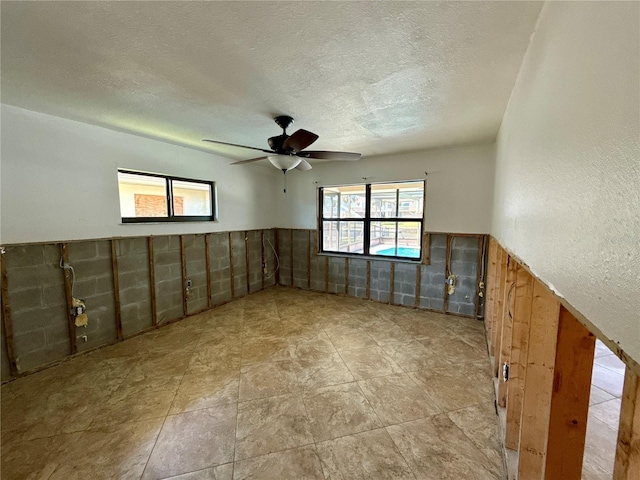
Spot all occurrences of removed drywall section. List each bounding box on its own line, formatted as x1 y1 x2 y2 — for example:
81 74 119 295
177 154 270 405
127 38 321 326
4 244 68 373
230 232 247 298
348 258 367 299
327 257 346 294
116 237 153 337
247 231 263 293
418 234 446 310
309 231 326 291
263 230 277 289
154 235 183 324
292 230 309 290
209 233 232 306
446 236 480 316
184 235 208 315
370 261 391 303
67 241 117 351
277 230 292 287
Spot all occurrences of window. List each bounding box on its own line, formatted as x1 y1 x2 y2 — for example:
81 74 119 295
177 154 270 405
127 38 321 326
118 170 216 223
319 180 424 260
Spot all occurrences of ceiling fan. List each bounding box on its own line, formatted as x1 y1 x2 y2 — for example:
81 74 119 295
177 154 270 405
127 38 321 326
203 115 361 175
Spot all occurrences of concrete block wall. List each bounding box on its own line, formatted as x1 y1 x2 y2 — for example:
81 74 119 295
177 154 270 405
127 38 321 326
116 237 153 338
4 244 70 373
446 236 480 316
1 322 10 382
153 235 183 324
67 241 117 352
276 229 485 318
185 235 208 315
1 229 279 380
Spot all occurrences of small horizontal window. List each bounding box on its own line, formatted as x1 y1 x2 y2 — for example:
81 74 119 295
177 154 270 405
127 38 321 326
118 170 216 223
319 180 424 260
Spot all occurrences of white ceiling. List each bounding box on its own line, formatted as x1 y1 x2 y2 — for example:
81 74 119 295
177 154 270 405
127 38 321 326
1 1 543 160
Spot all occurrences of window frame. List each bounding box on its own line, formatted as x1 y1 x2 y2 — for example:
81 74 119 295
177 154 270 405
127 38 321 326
118 169 217 223
318 180 425 262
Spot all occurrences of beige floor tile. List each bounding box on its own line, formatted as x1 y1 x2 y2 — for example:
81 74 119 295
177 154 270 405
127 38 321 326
302 382 381 442
234 445 325 479
591 364 624 397
170 370 240 415
589 384 616 406
142 405 237 480
358 373 440 426
594 354 626 376
294 352 355 390
365 320 416 346
241 335 294 365
324 323 379 351
239 360 299 401
386 414 502 480
338 347 405 380
161 463 233 479
594 340 613 358
188 344 242 374
235 394 314 461
589 398 621 430
316 428 416 479
381 341 454 373
446 402 503 470
288 330 338 359
582 414 617 480
50 418 164 480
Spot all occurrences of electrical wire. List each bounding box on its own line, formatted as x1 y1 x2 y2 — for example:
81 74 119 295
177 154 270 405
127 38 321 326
59 256 76 298
263 235 280 279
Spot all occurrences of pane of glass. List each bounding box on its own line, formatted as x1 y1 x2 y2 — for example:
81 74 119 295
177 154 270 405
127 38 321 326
398 181 424 218
340 221 365 253
172 180 212 216
370 184 398 218
322 187 340 218
339 186 366 219
370 221 421 258
323 221 340 251
118 172 168 218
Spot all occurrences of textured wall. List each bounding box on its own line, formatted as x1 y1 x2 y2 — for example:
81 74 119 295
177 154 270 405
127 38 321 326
116 237 153 337
491 1 640 362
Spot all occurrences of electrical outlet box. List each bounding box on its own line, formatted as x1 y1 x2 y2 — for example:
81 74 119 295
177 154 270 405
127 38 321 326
186 279 192 288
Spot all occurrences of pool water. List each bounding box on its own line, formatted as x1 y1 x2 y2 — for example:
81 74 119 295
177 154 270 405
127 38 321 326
376 247 420 258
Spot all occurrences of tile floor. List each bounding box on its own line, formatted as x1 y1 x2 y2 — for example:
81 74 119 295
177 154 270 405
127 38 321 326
1 287 504 479
583 339 625 480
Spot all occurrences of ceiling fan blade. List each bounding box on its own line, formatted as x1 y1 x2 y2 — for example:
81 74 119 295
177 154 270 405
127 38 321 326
203 139 273 153
230 156 268 165
297 150 361 161
294 159 312 171
283 129 319 152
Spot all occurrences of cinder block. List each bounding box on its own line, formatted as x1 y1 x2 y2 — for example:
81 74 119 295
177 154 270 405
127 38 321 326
5 245 45 268
67 241 98 261
14 329 46 355
8 287 43 310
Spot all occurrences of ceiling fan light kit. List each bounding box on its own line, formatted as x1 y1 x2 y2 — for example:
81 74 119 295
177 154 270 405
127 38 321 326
203 116 362 184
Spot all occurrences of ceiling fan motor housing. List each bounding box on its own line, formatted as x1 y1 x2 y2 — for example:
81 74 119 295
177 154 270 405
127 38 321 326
268 134 290 153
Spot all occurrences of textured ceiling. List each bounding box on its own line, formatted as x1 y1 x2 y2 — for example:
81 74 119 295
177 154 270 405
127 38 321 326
1 1 543 160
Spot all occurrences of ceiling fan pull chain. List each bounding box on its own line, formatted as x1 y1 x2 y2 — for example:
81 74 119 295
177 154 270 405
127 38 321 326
283 171 287 195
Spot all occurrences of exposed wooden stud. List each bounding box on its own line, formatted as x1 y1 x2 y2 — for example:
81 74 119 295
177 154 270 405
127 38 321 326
0 248 18 376
497 257 517 407
245 231 251 294
544 307 595 479
443 234 452 312
474 235 485 319
389 262 395 305
204 234 212 308
518 281 561 479
290 229 294 287
614 369 640 480
148 237 157 327
110 240 124 342
324 256 329 291
421 232 431 265
505 263 534 450
344 258 349 294
414 265 421 308
60 243 78 354
261 231 265 290
229 232 235 299
485 238 499 341
274 229 280 285
492 248 507 374
365 260 371 300
307 230 311 289
180 235 188 316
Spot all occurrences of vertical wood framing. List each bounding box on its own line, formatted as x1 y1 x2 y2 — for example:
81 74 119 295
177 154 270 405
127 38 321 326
148 237 157 327
110 240 124 341
365 260 371 300
324 256 329 291
421 233 431 265
497 257 517 407
505 264 534 450
518 281 561 479
614 369 640 480
180 235 188 316
245 231 251 294
274 229 280 285
443 234 452 312
61 243 78 354
204 234 212 308
389 262 395 305
0 249 18 376
474 235 485 318
414 265 421 308
544 307 595 479
307 230 311 289
485 238 499 341
344 258 349 294
491 248 507 372
261 231 265 290
229 232 235 299
289 229 294 287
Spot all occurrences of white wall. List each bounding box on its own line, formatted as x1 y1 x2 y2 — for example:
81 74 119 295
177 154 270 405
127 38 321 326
0 105 281 243
280 143 495 233
492 2 640 362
